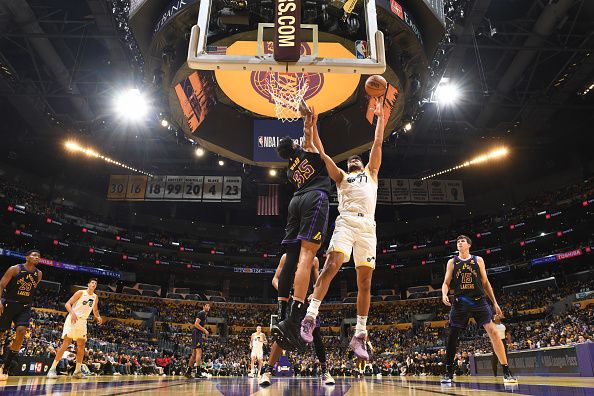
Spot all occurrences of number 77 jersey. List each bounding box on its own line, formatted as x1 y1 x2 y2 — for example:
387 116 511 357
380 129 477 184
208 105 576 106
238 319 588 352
286 148 331 196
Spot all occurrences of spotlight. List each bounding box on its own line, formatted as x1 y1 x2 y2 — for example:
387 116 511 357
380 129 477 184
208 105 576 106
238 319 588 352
218 159 225 166
434 78 461 106
161 119 169 128
404 123 412 131
269 169 277 176
114 88 149 121
195 147 205 157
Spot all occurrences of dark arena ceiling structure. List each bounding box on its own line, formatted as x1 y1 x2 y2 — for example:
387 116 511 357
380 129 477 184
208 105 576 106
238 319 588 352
0 0 593 222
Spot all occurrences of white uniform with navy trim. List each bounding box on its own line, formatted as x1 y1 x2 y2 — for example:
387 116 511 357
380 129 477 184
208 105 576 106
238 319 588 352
251 332 264 360
328 168 377 268
62 290 96 340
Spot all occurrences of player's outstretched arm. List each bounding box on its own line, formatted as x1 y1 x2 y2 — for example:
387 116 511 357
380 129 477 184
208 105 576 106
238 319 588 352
367 99 384 180
309 106 344 183
303 110 319 154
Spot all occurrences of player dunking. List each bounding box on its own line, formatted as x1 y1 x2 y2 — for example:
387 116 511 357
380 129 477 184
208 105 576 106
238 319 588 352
300 101 384 360
48 278 103 379
185 303 210 379
0 249 42 380
260 254 335 386
271 106 332 350
248 326 267 377
440 235 517 384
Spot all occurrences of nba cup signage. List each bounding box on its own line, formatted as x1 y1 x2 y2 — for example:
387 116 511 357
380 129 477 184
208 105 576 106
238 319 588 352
274 0 301 61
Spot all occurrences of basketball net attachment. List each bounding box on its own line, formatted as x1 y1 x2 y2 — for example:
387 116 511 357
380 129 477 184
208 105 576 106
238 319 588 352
265 72 309 122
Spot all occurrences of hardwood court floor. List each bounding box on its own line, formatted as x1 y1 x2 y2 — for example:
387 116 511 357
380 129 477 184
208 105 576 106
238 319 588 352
0 375 593 395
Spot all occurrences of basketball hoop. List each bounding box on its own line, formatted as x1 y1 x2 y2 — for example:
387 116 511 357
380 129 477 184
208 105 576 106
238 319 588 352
265 72 309 122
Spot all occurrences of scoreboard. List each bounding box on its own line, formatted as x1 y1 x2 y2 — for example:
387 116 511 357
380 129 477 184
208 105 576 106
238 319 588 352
107 175 242 202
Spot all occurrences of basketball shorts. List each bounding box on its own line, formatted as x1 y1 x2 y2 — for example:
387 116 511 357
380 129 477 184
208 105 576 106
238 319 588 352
0 301 32 331
327 214 377 269
192 328 204 349
448 295 493 329
282 190 329 245
62 316 88 340
251 348 264 360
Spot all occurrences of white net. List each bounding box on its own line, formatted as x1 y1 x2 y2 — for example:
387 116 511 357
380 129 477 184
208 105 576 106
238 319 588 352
265 72 309 122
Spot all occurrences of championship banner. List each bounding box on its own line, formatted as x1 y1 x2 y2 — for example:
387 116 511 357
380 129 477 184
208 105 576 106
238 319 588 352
380 179 464 205
390 179 410 203
377 178 392 204
107 175 242 202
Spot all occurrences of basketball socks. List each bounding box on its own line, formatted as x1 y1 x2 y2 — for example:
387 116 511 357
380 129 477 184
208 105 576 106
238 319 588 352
445 327 461 367
288 300 306 323
277 300 288 321
355 315 367 336
305 298 321 318
2 349 17 373
501 364 511 375
50 360 59 371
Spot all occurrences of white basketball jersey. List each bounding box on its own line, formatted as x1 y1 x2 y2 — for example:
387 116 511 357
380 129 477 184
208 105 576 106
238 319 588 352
70 290 96 321
252 333 264 351
337 168 377 217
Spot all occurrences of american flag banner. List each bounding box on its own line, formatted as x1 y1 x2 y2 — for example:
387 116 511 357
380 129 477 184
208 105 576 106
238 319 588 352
257 184 279 216
206 45 227 55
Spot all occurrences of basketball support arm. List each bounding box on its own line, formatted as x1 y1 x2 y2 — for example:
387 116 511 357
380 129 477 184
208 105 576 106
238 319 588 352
187 0 386 74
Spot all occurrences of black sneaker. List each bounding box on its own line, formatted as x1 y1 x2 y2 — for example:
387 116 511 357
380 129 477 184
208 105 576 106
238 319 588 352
272 319 306 351
503 372 517 383
184 368 193 379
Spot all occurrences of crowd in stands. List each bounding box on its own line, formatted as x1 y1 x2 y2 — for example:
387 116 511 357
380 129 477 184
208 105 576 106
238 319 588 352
1 175 593 378
2 175 593 276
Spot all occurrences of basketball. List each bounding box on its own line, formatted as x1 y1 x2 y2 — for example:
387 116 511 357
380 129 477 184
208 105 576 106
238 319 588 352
365 75 387 97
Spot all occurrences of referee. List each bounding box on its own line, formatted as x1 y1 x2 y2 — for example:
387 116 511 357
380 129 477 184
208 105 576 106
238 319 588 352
492 315 508 377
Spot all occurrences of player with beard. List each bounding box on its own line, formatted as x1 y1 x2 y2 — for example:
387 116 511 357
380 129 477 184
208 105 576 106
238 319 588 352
300 100 383 361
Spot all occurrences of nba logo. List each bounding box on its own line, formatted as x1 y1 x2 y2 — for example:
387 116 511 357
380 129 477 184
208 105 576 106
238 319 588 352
355 40 366 59
258 136 264 147
35 362 43 373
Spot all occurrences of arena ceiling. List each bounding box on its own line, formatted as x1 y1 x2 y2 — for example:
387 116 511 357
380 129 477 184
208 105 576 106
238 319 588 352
0 0 593 189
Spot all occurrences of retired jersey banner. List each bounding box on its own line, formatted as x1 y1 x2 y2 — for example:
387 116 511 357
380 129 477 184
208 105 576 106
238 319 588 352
107 175 241 202
378 179 464 205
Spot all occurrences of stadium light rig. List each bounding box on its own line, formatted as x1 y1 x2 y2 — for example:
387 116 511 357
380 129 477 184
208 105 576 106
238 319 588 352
421 147 509 180
64 141 153 177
